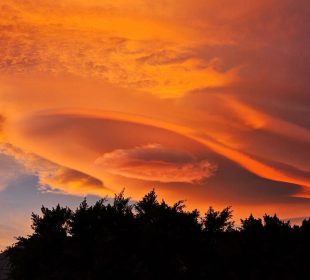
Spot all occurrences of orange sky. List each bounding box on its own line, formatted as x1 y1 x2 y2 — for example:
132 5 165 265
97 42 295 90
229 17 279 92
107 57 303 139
0 0 310 249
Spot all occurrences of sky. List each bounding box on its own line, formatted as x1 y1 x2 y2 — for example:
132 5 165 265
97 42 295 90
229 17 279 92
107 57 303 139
0 0 310 249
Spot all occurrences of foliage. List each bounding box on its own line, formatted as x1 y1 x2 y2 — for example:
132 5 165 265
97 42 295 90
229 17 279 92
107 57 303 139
4 190 310 280
203 206 234 234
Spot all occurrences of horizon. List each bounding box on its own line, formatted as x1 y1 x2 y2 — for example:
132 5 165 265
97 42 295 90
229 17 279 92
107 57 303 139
0 0 310 250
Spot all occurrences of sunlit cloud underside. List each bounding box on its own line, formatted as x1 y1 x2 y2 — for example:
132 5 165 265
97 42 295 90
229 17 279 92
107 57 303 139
0 0 310 243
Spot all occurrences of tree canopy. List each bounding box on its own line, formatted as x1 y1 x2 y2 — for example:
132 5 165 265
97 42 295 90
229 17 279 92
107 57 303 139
4 190 310 280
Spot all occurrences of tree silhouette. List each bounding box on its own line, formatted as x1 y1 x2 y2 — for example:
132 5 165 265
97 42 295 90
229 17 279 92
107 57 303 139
300 218 310 234
240 214 263 233
263 214 291 234
202 206 234 234
4 190 310 280
31 205 72 237
135 189 159 217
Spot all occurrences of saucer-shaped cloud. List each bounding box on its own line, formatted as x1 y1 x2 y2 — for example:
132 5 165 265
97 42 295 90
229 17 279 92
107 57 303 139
94 144 217 183
0 142 109 196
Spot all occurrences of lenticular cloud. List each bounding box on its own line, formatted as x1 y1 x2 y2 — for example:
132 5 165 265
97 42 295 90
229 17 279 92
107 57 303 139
94 144 217 183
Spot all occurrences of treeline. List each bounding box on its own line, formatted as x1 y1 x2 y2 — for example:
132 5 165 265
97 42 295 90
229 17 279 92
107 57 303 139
5 190 310 280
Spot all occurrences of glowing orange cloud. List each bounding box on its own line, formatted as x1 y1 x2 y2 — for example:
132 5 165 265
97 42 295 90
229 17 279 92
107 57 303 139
94 144 217 183
0 0 310 246
0 142 112 196
5 109 310 192
223 97 310 142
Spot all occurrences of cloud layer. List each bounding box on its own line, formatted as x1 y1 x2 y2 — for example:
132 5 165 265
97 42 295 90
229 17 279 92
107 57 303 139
94 144 217 183
0 0 309 235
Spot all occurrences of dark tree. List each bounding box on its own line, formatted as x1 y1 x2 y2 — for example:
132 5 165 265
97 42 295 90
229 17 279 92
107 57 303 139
4 190 310 280
263 214 291 234
202 206 234 234
31 205 72 237
6 205 72 280
240 214 263 233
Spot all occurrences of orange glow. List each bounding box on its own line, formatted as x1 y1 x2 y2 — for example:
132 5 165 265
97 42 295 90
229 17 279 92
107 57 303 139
1 0 310 249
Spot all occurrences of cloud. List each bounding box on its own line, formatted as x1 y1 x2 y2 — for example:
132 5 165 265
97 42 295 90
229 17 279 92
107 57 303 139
0 115 4 127
0 0 309 221
40 168 106 195
0 142 110 196
94 144 217 183
0 0 239 98
4 109 310 198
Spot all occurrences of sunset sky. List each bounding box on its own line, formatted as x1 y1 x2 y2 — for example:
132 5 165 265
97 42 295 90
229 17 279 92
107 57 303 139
0 0 310 249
